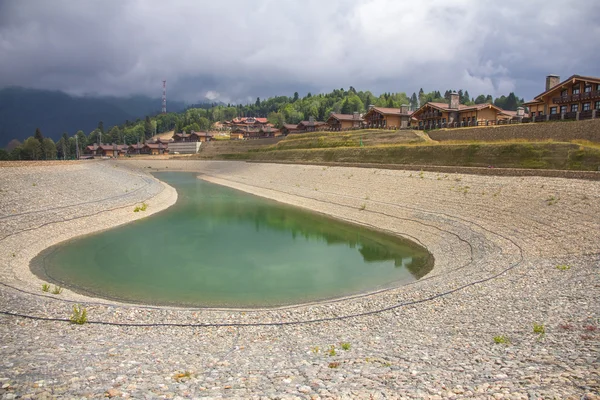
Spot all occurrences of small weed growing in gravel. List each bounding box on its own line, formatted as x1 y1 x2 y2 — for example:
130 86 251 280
533 323 545 335
133 203 148 213
51 286 63 295
365 195 370 200
341 342 351 351
546 195 558 205
12 253 15 257
41 284 50 292
359 203 366 211
328 345 336 356
32 183 36 186
328 362 340 368
454 177 462 182
70 305 87 325
493 335 510 344
556 264 571 271
173 371 193 382
311 346 320 354
419 170 424 179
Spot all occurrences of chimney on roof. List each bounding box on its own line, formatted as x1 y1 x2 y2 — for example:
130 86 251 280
353 112 359 120
368 104 375 111
400 104 409 114
546 75 560 91
449 92 459 110
330 111 335 116
516 107 525 117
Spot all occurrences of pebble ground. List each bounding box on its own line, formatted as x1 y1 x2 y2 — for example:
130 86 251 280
0 159 598 399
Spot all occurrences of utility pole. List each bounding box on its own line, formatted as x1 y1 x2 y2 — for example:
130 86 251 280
162 80 167 114
75 135 80 160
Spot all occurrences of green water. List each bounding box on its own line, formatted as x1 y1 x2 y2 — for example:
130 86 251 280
33 172 432 307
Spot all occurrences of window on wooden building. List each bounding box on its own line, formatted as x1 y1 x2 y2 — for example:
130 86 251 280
571 104 579 112
583 103 591 111
550 107 557 114
560 105 567 114
572 85 580 95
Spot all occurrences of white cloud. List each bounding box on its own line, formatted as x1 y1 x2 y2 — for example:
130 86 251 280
0 0 598 102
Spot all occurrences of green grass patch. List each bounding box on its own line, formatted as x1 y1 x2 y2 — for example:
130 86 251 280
493 335 510 344
70 305 88 325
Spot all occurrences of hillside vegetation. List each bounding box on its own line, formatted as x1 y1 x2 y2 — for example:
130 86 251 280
191 127 600 171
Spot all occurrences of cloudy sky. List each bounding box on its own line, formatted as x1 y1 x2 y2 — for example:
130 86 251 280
0 0 598 103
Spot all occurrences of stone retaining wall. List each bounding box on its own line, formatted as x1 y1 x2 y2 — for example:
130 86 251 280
428 119 600 142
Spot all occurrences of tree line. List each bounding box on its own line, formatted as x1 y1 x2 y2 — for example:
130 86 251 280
1 86 525 161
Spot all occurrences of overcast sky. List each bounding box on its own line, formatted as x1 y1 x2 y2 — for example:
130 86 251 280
0 0 599 104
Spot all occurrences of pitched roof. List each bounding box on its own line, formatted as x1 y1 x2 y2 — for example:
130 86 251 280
283 124 300 130
328 113 361 122
298 120 326 127
190 131 213 137
365 107 413 117
96 144 128 151
421 102 502 112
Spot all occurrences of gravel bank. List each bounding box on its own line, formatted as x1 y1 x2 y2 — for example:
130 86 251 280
0 159 598 399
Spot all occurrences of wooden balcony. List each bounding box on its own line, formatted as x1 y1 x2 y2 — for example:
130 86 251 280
553 90 600 104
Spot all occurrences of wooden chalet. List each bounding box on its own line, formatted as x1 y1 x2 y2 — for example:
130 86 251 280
412 93 508 129
297 118 327 133
230 126 280 139
172 131 213 143
85 143 128 158
363 105 413 129
141 143 169 155
524 74 600 120
281 124 301 135
127 143 144 155
326 112 363 131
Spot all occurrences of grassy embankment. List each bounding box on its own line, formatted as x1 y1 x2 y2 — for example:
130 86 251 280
193 129 600 171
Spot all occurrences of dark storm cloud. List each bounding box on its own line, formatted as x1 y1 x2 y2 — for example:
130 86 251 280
0 0 598 103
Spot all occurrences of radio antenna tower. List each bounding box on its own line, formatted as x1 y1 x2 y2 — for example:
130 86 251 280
161 80 167 114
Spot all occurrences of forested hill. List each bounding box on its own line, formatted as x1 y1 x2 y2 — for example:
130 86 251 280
0 87 187 146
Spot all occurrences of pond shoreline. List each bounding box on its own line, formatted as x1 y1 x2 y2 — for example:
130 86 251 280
0 159 598 399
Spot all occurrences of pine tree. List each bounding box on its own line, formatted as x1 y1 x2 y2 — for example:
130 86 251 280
144 116 153 139
463 90 471 104
34 128 44 144
410 92 418 110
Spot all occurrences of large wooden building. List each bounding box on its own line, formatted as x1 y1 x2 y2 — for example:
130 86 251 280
297 119 327 132
412 93 509 129
84 144 128 158
172 131 213 143
326 113 363 130
363 106 413 129
524 75 600 120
